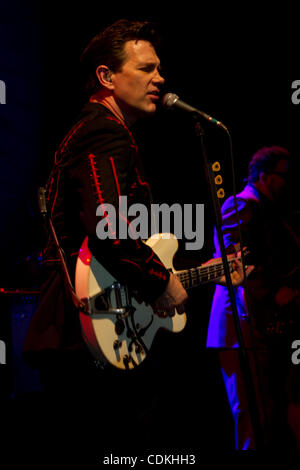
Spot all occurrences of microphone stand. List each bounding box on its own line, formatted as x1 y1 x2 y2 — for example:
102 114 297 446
193 118 263 449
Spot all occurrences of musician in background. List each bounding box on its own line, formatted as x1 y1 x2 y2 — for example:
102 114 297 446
206 145 300 449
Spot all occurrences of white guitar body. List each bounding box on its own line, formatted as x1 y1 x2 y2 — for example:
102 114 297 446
75 233 187 370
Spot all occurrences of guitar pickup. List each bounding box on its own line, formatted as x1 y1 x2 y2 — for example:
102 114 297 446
88 291 133 318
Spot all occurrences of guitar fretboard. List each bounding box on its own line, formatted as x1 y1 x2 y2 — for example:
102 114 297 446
175 258 235 290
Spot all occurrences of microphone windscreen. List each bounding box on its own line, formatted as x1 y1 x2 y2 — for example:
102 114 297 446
161 93 179 109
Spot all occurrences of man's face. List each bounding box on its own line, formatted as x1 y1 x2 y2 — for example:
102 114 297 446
111 40 165 119
265 159 290 200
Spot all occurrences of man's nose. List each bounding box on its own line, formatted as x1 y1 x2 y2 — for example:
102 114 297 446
153 70 165 85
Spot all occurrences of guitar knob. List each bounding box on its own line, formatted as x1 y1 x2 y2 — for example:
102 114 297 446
126 328 134 338
135 344 143 354
113 340 122 350
115 318 125 335
123 355 130 367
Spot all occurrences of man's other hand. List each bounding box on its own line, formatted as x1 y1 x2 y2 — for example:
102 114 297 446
152 272 188 317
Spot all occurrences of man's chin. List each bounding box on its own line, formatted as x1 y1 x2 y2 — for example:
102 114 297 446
144 103 158 115
135 105 157 119
121 102 157 124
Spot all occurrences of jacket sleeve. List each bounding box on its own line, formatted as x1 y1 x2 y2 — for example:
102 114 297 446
68 117 170 304
213 195 253 257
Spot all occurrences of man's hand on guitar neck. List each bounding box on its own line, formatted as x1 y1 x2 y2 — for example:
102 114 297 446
224 256 254 286
203 251 255 287
152 272 188 318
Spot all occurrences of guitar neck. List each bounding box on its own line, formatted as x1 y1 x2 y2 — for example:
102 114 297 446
175 257 236 290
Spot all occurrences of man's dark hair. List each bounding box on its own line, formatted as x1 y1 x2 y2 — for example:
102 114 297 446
80 19 161 96
248 145 291 183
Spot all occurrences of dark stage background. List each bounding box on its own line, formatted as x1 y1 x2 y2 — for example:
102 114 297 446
1 0 300 461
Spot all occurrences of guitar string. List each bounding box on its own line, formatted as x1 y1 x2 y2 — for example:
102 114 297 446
176 258 236 276
179 266 230 277
176 260 234 284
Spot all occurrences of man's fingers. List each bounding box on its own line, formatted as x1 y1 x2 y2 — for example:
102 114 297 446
151 272 188 317
153 307 167 318
153 304 185 317
176 303 186 315
245 265 255 276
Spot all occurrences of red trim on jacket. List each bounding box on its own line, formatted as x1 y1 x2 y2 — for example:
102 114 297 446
145 252 154 263
135 167 151 191
153 258 165 268
148 268 167 281
55 121 86 165
50 169 61 219
88 153 117 239
109 156 121 197
120 258 143 272
105 115 138 150
109 156 140 249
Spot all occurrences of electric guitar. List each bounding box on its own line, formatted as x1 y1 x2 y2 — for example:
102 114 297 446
75 233 243 370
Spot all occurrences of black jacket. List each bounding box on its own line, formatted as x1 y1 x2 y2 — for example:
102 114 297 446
23 102 170 357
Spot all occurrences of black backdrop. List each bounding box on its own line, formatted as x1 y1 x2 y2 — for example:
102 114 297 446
1 2 299 281
1 0 300 459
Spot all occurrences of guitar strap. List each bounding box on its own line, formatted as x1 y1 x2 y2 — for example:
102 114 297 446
38 187 90 315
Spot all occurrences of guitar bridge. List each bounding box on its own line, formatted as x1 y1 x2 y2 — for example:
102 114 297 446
88 282 135 318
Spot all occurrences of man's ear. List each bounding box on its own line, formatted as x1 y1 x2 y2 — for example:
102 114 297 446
259 172 269 185
96 65 114 90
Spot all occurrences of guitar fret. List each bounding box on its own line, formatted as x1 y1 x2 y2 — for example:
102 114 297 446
191 268 198 287
176 258 236 289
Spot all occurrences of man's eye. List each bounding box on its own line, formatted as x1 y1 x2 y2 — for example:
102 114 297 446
140 66 154 72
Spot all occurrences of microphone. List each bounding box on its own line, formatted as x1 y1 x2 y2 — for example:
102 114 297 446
162 93 227 131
